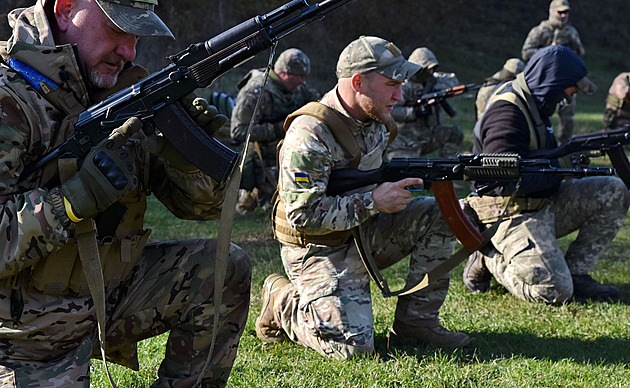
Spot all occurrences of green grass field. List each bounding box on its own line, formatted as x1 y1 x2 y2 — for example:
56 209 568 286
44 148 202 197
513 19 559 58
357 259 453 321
91 95 630 387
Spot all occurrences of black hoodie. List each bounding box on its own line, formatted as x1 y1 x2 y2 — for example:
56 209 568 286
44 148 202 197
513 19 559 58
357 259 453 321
475 45 588 198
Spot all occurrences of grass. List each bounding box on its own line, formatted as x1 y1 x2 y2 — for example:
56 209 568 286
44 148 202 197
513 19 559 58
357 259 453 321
90 93 630 387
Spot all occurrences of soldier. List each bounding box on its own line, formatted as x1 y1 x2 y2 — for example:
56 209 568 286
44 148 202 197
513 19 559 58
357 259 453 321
230 48 321 214
256 36 470 360
0 0 251 386
603 72 630 129
386 47 463 159
475 58 525 120
462 46 628 304
521 0 591 145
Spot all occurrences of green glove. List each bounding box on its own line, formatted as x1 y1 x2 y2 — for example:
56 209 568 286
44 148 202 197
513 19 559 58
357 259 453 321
61 117 142 219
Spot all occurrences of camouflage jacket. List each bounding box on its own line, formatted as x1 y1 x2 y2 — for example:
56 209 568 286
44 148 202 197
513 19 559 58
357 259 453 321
521 20 585 61
0 3 224 291
277 86 386 234
230 68 320 163
605 72 630 113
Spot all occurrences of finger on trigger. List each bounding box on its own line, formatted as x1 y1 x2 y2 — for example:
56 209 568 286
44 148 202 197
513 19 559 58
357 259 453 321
108 117 142 148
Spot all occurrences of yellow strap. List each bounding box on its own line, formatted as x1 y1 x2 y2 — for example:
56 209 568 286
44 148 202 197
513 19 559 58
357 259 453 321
63 197 83 223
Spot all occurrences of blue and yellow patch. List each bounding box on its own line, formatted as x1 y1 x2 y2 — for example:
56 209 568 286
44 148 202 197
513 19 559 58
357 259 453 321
294 172 310 184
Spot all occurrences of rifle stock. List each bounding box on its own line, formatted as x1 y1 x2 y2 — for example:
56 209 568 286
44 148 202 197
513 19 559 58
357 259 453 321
22 0 356 185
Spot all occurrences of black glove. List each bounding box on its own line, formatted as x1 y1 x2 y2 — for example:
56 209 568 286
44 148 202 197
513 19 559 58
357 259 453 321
61 117 142 219
181 94 228 136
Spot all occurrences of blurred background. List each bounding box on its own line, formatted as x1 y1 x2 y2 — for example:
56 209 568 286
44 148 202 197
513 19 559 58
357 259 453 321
2 0 629 132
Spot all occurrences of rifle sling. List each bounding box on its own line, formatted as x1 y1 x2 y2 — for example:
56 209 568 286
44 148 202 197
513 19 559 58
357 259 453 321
58 158 118 388
355 181 518 298
195 44 279 387
354 213 500 298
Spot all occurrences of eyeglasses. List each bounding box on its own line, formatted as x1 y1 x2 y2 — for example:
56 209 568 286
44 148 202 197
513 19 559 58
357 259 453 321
556 10 570 15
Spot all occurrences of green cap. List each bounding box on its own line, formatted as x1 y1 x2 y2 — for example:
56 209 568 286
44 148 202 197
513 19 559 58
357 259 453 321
550 0 570 11
408 47 439 70
274 48 311 76
95 0 174 39
336 36 422 81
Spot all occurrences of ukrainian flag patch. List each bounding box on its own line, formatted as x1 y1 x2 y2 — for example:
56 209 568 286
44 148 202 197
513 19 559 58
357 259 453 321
295 172 310 184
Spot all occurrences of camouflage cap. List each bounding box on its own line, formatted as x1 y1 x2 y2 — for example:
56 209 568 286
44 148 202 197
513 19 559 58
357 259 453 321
503 58 525 75
550 0 570 11
408 47 439 70
274 48 311 76
95 0 174 39
336 36 422 81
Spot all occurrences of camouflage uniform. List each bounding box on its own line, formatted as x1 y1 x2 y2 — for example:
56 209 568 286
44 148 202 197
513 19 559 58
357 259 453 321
230 49 321 211
387 48 463 159
466 46 628 304
603 72 630 129
475 58 525 120
521 0 586 145
0 2 250 386
272 82 456 358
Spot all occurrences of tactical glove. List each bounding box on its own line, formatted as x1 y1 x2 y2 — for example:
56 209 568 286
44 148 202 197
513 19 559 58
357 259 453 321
61 117 142 219
181 94 228 136
143 96 227 171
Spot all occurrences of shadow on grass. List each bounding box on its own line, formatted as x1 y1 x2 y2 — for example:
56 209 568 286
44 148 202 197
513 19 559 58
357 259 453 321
374 330 630 366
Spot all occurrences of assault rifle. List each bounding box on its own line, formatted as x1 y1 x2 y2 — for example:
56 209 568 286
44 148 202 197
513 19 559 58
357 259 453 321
406 82 498 118
529 125 630 188
326 153 614 196
327 153 614 258
22 0 356 185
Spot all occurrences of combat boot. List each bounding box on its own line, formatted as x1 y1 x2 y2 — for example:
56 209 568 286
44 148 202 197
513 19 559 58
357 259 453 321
571 274 620 302
462 251 493 293
388 320 470 349
256 273 291 344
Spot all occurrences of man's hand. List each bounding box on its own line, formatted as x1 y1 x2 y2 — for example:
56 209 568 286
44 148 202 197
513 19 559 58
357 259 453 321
61 117 142 219
372 177 423 213
181 94 228 136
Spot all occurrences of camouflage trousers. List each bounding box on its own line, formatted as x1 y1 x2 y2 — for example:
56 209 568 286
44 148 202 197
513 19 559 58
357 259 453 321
0 239 251 387
555 96 576 145
385 124 463 159
481 176 629 304
275 196 456 359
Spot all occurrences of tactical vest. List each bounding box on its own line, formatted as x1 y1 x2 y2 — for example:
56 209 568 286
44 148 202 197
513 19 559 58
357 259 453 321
272 101 395 247
470 74 551 223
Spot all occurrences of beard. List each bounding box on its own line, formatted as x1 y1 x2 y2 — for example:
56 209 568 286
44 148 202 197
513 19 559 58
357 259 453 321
359 95 394 125
87 60 124 89
359 96 398 136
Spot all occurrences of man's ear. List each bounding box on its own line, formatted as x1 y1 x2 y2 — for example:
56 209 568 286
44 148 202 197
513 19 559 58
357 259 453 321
350 73 363 93
54 0 74 32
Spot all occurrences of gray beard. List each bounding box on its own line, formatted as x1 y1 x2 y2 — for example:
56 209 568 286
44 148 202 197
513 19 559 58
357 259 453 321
88 68 119 89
